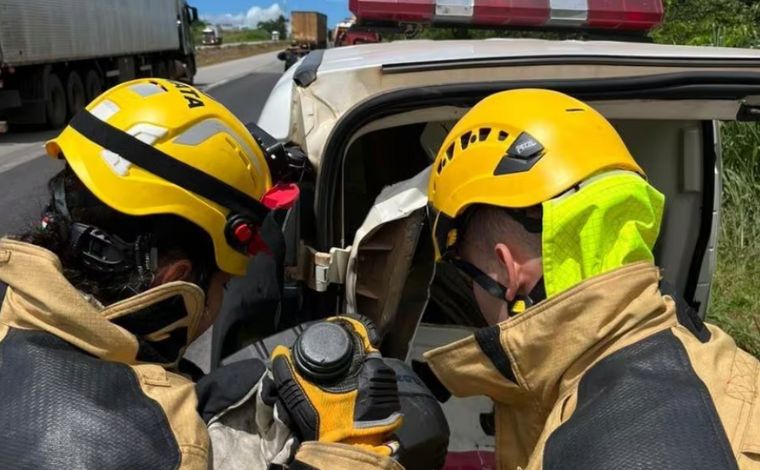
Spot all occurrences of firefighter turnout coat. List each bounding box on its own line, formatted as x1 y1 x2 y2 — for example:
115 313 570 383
0 239 210 469
425 262 760 470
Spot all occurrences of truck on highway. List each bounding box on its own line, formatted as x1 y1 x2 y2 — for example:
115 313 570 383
0 0 199 132
292 11 328 50
278 11 328 71
202 25 224 46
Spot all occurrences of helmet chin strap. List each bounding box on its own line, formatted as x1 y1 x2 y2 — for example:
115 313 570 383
507 276 546 316
447 257 547 317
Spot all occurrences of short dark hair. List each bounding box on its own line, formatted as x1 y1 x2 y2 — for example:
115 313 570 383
458 205 542 265
15 166 217 305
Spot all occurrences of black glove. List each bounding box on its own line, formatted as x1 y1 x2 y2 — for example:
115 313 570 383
195 358 266 423
385 359 450 470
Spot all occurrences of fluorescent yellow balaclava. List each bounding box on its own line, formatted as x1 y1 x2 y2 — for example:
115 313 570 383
541 171 665 298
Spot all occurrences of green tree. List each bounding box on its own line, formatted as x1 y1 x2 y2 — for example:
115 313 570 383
257 15 287 39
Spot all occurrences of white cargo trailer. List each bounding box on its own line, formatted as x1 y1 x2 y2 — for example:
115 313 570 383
0 0 198 130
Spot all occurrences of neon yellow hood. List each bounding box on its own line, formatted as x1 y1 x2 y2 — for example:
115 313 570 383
541 171 665 298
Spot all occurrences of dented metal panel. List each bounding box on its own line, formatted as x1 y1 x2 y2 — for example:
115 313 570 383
0 0 181 67
345 168 435 359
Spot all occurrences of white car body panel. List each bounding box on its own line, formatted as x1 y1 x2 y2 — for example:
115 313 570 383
319 38 760 73
254 38 760 468
258 63 298 141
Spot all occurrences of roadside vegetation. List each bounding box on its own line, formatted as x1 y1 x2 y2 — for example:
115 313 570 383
192 17 287 45
708 122 760 357
223 29 271 43
192 19 287 67
654 0 760 357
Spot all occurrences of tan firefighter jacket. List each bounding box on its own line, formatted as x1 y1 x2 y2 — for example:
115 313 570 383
0 239 210 469
425 261 760 470
0 239 402 470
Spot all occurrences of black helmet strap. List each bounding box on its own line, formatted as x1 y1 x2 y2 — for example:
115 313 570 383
69 110 270 220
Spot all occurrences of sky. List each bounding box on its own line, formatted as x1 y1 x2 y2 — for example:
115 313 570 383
193 0 352 28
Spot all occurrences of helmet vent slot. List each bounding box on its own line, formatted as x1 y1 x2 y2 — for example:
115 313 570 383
479 128 491 141
445 143 455 160
498 131 508 141
460 131 472 150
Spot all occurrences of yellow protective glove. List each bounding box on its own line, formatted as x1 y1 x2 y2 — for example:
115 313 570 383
270 316 403 456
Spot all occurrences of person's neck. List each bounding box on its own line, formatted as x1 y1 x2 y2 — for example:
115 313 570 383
518 256 544 297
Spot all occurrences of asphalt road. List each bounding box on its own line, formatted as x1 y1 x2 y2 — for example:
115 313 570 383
0 52 282 237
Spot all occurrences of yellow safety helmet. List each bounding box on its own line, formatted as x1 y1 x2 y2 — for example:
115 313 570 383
429 88 644 260
46 78 282 276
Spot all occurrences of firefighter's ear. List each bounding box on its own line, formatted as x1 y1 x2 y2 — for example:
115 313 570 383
153 259 193 286
494 242 519 301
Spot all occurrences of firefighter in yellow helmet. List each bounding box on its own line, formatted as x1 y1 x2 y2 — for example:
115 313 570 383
426 89 759 469
0 78 299 469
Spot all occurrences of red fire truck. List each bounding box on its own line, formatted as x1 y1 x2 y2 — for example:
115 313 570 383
349 0 663 33
334 18 383 47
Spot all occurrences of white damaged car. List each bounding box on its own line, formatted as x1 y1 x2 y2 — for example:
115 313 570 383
214 36 760 467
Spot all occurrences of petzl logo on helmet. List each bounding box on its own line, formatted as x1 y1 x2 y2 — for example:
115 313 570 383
494 132 545 176
173 82 205 109
508 132 544 160
515 140 538 154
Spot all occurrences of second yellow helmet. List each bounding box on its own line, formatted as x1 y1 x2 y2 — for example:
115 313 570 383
429 88 644 259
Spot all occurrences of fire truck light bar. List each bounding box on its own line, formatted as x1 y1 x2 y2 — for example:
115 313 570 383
349 0 664 31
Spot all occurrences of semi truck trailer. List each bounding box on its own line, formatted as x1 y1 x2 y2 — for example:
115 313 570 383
291 11 328 49
0 0 198 131
278 11 327 71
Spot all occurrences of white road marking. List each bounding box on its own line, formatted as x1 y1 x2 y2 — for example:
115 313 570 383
0 145 47 173
196 51 281 90
203 78 230 91
0 131 57 173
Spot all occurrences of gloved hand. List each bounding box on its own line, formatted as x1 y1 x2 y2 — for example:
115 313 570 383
196 359 298 470
270 316 403 456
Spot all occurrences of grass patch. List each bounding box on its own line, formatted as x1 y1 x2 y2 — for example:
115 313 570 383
222 29 271 43
192 21 271 46
707 121 760 358
196 42 286 67
710 252 760 358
